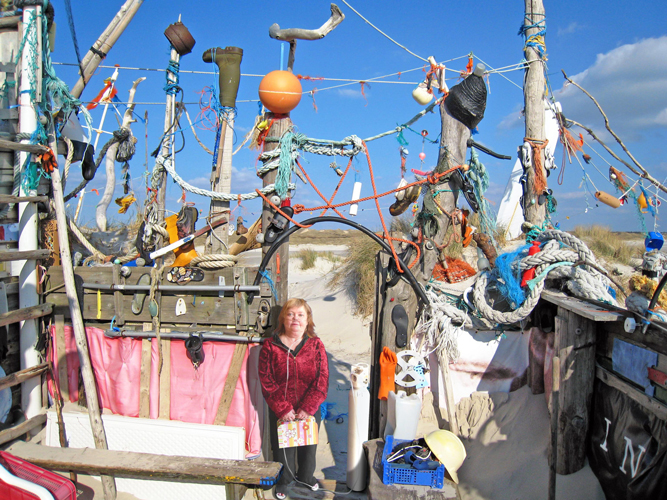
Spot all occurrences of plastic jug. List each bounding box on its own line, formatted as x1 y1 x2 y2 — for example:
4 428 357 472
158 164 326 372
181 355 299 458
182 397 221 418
385 390 421 441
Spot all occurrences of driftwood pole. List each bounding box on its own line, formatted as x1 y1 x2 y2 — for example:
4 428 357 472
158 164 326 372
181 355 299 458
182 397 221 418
47 127 117 498
70 0 143 99
96 77 144 231
259 4 345 312
522 0 547 226
370 97 468 438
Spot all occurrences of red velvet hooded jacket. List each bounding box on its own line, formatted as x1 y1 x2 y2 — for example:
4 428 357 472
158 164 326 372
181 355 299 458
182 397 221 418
258 334 329 419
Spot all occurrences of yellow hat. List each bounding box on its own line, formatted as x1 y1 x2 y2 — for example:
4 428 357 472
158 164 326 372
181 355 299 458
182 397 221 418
424 430 466 484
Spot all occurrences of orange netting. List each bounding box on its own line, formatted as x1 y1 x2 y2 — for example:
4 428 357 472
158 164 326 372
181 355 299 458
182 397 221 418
432 256 476 284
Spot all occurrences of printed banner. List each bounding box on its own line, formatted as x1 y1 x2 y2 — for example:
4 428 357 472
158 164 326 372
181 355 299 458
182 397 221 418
277 416 318 448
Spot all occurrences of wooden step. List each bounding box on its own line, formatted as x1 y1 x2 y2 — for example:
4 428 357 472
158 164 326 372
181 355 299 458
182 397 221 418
0 138 48 154
0 303 52 328
0 195 48 204
5 441 282 488
0 412 46 447
0 249 51 262
0 362 49 392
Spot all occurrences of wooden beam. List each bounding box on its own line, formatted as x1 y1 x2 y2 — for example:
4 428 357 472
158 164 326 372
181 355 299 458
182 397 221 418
0 362 48 392
548 356 560 500
602 320 667 357
139 324 151 419
0 15 20 29
0 249 50 262
6 441 282 487
158 338 170 419
214 341 247 425
54 315 70 402
553 308 595 475
541 291 625 322
0 303 52 328
0 138 48 154
112 264 125 327
596 364 667 421
0 194 48 203
0 412 46 446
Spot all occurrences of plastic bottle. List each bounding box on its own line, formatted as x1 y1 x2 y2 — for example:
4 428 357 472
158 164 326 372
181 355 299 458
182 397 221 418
385 390 421 441
476 246 490 271
347 363 370 491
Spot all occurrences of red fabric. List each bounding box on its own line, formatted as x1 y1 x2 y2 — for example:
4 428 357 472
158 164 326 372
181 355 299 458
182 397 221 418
258 335 329 419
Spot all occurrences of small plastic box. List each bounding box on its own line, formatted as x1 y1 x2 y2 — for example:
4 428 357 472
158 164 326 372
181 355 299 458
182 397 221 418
0 451 76 500
382 434 445 489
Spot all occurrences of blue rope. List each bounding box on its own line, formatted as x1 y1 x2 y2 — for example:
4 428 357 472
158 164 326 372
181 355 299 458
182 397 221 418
258 269 278 301
63 0 83 70
164 58 180 95
518 16 547 58
493 244 529 308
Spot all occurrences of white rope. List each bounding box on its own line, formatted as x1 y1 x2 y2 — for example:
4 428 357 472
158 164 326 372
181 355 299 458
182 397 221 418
190 253 238 269
157 155 294 201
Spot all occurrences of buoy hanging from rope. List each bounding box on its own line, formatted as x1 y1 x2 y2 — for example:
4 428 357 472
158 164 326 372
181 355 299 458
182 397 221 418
595 191 621 209
258 70 302 114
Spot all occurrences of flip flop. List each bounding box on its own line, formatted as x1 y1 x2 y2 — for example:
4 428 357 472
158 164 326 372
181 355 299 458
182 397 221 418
392 304 409 348
131 273 152 315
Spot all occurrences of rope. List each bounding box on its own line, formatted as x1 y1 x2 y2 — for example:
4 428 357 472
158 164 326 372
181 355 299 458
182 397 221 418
525 138 548 194
156 154 295 201
190 253 238 269
67 217 105 262
61 136 74 191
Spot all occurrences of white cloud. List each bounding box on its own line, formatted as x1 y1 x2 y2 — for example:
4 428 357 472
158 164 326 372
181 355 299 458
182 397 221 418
557 22 583 36
497 108 523 130
555 36 667 141
337 87 366 99
186 176 211 189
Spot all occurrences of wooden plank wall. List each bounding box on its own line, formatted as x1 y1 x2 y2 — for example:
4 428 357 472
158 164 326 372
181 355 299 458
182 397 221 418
44 265 260 328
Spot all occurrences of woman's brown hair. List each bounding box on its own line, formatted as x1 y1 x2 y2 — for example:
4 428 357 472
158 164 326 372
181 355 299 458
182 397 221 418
276 298 317 338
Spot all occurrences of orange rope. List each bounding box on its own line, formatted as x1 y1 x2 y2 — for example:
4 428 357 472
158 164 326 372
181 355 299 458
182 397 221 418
295 158 350 219
525 137 549 194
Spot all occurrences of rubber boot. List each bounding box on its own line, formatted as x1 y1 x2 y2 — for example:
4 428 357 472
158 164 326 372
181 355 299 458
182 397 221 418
202 47 243 108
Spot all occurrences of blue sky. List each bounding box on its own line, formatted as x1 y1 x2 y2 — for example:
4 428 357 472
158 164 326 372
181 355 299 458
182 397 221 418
48 0 667 235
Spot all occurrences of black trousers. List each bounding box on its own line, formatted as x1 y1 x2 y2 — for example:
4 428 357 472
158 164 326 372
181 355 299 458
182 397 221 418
268 408 321 488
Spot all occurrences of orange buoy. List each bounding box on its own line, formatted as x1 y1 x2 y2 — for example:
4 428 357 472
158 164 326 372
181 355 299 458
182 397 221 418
258 70 302 114
595 191 621 209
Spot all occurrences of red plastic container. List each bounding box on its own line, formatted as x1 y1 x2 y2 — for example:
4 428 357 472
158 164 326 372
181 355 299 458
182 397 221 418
0 451 76 500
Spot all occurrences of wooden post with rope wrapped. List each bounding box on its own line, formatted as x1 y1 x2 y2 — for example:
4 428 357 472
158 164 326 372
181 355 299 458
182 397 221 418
522 0 548 226
370 59 490 438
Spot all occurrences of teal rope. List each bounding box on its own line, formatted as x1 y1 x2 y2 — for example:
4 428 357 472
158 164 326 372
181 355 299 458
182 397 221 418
468 147 497 241
164 58 180 95
276 131 307 200
526 261 572 291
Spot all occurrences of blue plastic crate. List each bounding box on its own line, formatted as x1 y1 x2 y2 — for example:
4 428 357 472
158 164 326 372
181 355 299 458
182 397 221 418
382 435 445 489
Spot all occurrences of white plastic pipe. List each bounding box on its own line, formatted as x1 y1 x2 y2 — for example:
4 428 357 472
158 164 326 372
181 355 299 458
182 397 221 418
0 463 55 500
17 3 42 419
346 363 370 491
349 181 362 216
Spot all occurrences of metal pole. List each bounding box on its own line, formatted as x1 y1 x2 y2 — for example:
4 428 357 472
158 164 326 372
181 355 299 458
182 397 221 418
83 283 260 293
105 330 265 343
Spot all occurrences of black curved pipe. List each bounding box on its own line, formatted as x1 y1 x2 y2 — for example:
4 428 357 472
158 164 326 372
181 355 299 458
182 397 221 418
467 138 512 160
249 216 429 306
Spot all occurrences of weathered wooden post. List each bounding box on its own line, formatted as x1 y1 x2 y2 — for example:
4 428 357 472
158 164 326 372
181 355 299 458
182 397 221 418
522 0 547 226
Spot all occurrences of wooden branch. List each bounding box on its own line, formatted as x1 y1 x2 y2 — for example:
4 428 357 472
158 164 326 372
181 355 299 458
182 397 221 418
0 249 51 262
0 363 48 392
0 138 48 154
269 3 344 41
561 70 663 192
0 303 52 328
0 412 47 446
568 118 667 195
6 441 283 487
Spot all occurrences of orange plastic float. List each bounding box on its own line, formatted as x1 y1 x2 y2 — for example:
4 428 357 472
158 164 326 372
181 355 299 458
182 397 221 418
258 70 302 114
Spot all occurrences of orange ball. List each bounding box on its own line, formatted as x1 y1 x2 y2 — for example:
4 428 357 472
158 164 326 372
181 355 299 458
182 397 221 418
258 70 302 114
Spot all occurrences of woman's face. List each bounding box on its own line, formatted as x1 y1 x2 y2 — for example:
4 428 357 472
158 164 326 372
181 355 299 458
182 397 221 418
284 306 308 337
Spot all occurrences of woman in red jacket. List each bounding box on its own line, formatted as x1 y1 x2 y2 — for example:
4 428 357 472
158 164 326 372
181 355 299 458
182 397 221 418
258 298 329 499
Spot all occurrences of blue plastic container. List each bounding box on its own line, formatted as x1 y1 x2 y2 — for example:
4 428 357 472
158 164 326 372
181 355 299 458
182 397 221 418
382 435 445 488
645 231 664 251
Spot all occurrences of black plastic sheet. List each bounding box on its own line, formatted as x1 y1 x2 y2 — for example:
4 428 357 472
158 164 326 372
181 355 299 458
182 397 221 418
444 73 487 129
588 378 667 499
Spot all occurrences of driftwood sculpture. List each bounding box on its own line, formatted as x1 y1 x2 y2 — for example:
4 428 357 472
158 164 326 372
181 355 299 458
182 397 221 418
96 77 144 231
268 3 344 71
371 65 489 438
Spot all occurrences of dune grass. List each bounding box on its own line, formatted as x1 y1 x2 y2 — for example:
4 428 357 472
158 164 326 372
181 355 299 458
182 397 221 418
297 247 319 270
572 225 642 265
328 235 381 318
